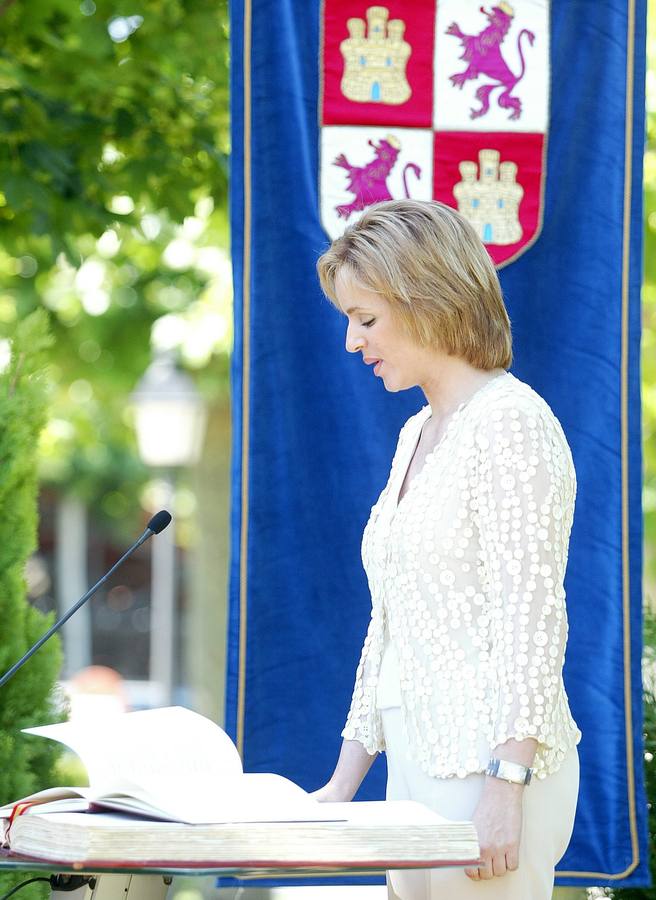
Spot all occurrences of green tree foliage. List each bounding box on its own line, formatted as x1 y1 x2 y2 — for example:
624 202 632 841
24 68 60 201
0 311 62 900
0 0 231 538
0 0 229 259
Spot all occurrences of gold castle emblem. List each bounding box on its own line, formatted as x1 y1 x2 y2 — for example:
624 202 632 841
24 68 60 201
454 150 524 245
340 6 412 105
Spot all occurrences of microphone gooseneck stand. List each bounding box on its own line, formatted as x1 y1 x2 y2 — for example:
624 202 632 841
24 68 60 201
0 510 172 689
0 511 174 900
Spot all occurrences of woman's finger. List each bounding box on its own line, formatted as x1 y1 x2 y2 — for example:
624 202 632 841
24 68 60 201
478 860 494 880
463 867 480 880
491 854 508 877
505 849 519 872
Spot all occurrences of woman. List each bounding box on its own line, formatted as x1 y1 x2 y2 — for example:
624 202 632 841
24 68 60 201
313 200 581 899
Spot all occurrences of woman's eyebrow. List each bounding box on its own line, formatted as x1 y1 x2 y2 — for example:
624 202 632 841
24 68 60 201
345 306 370 315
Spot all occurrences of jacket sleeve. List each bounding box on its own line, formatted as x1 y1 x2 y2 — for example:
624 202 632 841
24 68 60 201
341 606 386 754
474 401 576 751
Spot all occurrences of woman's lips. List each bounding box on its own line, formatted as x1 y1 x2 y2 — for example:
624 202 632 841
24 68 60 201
374 360 382 376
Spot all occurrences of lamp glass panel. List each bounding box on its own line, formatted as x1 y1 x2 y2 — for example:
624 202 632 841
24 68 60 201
134 401 206 467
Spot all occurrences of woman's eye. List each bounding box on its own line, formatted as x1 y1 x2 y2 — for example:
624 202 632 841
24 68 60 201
362 319 375 328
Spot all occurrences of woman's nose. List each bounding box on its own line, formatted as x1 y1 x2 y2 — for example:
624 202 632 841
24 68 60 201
345 323 364 354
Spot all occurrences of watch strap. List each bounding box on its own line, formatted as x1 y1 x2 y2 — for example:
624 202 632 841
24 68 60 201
485 757 534 785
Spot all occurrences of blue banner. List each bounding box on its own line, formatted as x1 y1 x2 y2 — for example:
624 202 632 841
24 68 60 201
228 0 648 886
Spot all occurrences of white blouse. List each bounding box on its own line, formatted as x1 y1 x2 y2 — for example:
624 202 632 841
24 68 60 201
342 371 581 779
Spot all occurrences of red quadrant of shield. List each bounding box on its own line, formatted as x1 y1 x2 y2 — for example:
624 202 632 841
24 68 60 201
322 0 435 127
433 131 545 267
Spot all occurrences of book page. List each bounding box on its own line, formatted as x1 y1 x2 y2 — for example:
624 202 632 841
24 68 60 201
0 787 91 818
20 708 350 825
24 707 243 803
177 773 345 824
97 773 345 824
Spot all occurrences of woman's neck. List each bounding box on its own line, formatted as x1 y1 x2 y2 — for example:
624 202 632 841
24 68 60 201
418 356 506 422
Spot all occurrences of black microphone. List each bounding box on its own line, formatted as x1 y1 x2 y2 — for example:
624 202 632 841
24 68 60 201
0 510 173 689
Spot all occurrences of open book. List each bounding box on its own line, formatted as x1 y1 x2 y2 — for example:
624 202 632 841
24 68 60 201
0 707 480 869
0 707 338 825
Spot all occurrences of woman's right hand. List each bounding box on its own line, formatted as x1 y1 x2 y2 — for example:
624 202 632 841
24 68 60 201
310 782 352 803
311 739 378 803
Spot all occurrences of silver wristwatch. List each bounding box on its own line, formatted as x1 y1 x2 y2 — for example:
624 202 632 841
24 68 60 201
485 757 534 785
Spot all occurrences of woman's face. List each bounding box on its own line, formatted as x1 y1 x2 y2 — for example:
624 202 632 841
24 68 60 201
334 271 425 393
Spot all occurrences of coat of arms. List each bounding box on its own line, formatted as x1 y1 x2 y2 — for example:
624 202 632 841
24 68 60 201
320 1 550 267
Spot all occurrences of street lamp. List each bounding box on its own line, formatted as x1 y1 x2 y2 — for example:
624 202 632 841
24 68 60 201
132 354 207 469
131 354 207 705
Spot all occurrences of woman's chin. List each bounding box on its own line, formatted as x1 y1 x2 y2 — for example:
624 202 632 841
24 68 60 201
381 372 411 393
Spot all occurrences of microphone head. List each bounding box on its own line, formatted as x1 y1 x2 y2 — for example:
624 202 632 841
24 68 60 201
147 510 172 535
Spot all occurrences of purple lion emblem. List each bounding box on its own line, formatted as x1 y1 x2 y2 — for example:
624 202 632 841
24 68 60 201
447 5 535 120
333 136 421 220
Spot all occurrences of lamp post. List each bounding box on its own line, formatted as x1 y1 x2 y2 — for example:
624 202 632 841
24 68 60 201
131 354 207 705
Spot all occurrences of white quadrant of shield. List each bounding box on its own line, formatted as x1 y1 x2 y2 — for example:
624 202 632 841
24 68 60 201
433 0 549 133
320 126 434 240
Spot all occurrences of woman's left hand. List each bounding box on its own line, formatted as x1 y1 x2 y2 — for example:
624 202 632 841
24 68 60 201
463 780 524 880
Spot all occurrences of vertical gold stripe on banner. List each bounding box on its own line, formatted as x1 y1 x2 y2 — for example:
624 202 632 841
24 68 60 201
619 0 640 875
558 0 640 880
237 0 253 760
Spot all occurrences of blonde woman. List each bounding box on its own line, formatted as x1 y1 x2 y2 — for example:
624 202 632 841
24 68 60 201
313 200 581 900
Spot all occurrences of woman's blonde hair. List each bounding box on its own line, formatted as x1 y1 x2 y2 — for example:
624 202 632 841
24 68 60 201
317 199 512 370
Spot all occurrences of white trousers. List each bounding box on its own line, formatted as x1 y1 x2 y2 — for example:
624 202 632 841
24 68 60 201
381 708 580 900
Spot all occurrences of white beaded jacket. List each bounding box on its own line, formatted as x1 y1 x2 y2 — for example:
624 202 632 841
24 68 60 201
342 371 581 779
